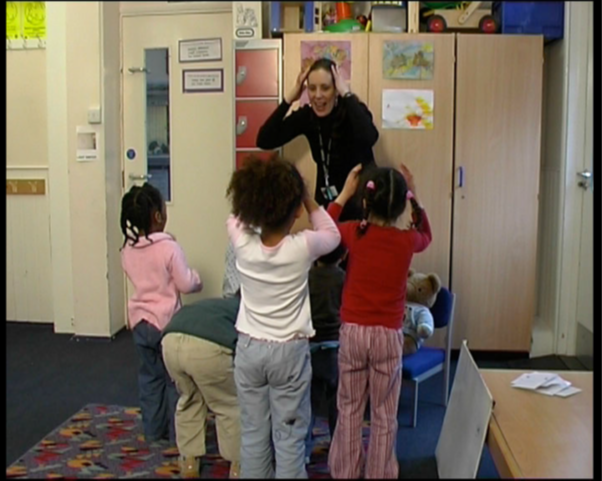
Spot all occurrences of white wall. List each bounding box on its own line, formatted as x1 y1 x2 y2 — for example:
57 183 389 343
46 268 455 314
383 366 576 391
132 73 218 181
6 48 54 324
102 1 126 336
45 1 123 337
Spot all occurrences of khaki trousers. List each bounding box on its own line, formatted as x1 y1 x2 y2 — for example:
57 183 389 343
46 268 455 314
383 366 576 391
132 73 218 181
162 333 240 461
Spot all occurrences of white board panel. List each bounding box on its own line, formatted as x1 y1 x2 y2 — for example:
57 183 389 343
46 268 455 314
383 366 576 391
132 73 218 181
436 341 493 478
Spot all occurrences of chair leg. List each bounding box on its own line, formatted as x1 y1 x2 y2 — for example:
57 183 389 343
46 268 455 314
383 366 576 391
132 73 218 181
443 366 449 407
412 381 419 428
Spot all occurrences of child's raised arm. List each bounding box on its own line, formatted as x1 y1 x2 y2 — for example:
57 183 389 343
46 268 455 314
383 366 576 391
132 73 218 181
399 163 432 253
304 206 341 260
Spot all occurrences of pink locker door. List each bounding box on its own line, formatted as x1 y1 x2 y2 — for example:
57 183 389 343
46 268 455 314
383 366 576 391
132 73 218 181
235 49 280 98
235 100 280 149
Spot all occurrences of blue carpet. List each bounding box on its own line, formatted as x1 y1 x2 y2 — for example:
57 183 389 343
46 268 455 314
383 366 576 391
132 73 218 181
7 322 584 477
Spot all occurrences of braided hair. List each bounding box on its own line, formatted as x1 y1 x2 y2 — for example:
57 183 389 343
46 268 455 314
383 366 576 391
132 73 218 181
356 167 423 238
120 182 165 247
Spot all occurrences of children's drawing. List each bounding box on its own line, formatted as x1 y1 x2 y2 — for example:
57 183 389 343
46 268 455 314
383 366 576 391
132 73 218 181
382 89 434 130
382 41 434 80
299 41 352 106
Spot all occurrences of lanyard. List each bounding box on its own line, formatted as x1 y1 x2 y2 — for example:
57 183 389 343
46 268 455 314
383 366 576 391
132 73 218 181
317 127 332 187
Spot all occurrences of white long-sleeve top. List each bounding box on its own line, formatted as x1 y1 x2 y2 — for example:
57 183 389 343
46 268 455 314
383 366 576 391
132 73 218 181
226 207 341 341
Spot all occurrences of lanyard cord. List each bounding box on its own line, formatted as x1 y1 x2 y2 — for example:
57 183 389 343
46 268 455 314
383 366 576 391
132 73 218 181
317 126 332 187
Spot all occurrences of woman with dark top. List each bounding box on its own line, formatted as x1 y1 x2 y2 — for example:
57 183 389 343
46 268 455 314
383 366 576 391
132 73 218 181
256 58 379 221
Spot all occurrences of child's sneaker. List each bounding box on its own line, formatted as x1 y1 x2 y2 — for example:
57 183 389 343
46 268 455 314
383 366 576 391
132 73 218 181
229 461 240 479
178 456 200 479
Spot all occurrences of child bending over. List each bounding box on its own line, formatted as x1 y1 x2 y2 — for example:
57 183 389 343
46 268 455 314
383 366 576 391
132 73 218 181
226 155 341 478
327 164 432 479
120 183 203 444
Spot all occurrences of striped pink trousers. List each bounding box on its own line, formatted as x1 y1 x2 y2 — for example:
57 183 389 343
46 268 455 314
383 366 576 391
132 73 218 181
328 322 403 479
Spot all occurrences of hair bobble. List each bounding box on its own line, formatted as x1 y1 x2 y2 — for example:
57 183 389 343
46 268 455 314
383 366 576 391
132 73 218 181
366 180 375 190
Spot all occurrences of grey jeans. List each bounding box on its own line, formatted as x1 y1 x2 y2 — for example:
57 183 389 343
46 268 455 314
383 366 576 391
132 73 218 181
234 333 312 479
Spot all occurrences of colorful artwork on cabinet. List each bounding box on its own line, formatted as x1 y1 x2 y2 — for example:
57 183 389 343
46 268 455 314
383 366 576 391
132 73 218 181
382 89 434 130
382 41 434 80
299 41 351 106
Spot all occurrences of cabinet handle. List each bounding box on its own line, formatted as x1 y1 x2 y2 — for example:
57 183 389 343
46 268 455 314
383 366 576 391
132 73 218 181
236 66 247 85
458 166 464 188
236 116 248 136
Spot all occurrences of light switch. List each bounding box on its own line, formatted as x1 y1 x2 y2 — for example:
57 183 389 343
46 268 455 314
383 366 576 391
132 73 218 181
88 107 102 124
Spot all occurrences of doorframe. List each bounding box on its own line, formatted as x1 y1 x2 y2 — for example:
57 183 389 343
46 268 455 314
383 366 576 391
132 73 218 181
554 1 592 356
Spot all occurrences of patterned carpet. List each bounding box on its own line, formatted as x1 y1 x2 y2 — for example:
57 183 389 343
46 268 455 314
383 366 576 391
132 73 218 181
6 404 370 479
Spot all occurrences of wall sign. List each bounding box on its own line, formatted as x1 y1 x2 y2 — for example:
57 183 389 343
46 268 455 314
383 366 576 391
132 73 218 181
183 69 224 93
178 38 222 63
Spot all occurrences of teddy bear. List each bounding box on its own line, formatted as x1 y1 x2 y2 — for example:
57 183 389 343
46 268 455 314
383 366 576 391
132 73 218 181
402 268 442 356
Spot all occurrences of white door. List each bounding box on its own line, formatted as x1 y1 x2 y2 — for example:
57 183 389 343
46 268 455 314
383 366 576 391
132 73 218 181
573 10 593 368
122 13 234 311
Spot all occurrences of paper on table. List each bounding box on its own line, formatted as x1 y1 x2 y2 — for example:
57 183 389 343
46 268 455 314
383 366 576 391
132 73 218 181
536 377 572 396
511 372 557 390
511 372 580 397
555 386 582 398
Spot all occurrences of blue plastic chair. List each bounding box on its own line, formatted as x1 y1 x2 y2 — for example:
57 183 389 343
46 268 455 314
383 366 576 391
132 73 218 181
402 287 456 428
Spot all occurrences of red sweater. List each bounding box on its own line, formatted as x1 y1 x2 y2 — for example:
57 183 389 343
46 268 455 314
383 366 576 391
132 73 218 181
327 202 432 330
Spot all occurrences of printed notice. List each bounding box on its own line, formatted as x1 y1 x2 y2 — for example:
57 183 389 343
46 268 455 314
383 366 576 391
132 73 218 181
179 38 222 63
183 69 224 93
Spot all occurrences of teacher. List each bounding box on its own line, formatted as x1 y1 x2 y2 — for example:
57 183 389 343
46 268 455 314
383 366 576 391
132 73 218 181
256 58 379 221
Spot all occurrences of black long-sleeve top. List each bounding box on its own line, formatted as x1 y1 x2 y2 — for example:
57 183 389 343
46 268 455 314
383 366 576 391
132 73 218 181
257 94 379 220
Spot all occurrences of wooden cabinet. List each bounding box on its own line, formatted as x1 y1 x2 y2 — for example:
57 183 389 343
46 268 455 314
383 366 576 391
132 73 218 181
452 35 543 351
368 33 455 289
277 33 543 352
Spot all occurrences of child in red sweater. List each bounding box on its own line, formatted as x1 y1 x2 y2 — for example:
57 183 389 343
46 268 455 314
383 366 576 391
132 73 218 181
327 163 432 479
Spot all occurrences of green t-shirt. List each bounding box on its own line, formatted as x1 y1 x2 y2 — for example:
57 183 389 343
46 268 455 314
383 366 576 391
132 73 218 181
162 297 240 351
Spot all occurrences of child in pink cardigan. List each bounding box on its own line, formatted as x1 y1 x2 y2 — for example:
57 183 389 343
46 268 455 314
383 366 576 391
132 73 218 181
120 183 203 443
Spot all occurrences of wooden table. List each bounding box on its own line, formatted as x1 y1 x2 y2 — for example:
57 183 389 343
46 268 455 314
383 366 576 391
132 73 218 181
480 370 593 479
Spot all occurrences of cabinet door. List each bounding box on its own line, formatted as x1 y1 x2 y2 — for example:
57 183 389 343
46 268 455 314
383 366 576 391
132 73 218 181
235 100 280 149
235 48 280 98
367 33 455 289
453 35 543 351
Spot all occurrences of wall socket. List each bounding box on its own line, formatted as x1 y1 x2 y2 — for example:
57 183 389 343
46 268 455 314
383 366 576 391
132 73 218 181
88 107 102 124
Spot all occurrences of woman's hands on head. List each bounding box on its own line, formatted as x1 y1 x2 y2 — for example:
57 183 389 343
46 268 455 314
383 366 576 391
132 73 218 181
331 64 350 97
285 66 311 105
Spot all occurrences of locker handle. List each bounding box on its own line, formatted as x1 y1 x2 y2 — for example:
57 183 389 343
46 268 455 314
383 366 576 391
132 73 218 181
458 166 464 188
236 66 247 85
236 116 248 136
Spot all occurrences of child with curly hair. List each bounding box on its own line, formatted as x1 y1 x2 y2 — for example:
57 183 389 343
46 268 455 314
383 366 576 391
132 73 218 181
226 155 341 478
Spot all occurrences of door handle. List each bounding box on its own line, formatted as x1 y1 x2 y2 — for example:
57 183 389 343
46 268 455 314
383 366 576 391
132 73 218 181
128 67 149 74
578 170 592 190
236 116 248 136
129 174 152 181
457 166 464 188
236 66 247 85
